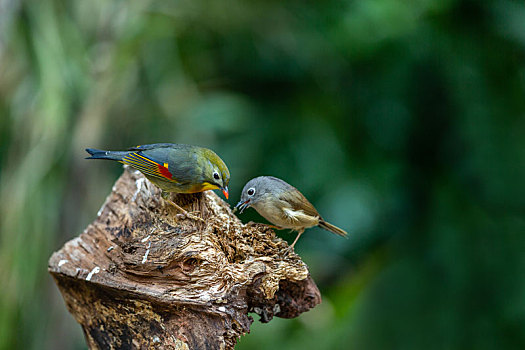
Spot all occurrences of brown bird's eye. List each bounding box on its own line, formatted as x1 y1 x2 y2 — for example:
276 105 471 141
247 188 255 196
213 172 220 180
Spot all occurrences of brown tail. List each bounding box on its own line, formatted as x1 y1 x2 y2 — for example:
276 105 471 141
318 220 347 238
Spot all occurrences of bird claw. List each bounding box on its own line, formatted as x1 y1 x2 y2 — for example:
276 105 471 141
163 196 205 223
281 245 295 257
280 229 303 257
178 211 205 223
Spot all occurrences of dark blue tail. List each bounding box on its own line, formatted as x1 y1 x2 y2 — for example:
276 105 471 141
85 148 126 161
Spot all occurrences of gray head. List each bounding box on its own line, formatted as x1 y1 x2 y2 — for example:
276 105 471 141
234 176 291 213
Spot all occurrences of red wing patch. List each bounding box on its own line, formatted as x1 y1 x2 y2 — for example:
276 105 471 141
121 153 176 182
157 163 173 180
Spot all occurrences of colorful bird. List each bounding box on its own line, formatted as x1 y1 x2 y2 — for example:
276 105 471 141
235 176 347 253
86 143 230 219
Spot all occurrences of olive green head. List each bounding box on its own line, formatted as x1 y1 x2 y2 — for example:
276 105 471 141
199 148 230 198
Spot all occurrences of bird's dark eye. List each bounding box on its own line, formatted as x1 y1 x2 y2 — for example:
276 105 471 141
247 188 255 196
213 172 220 180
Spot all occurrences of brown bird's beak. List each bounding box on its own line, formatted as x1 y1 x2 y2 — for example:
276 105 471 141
221 186 229 199
234 200 250 214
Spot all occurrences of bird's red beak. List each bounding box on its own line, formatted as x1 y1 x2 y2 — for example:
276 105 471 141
221 187 229 199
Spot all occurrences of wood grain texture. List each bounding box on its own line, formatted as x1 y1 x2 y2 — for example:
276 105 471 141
49 167 321 349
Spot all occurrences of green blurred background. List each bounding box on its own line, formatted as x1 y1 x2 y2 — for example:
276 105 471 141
1 0 524 349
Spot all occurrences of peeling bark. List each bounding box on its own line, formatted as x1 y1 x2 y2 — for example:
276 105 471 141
49 167 321 349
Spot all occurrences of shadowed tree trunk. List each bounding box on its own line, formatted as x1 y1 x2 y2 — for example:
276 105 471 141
48 167 321 349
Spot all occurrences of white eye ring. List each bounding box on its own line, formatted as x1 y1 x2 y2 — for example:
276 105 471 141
213 171 220 180
247 187 255 196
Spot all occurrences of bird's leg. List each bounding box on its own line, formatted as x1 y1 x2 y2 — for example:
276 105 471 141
161 192 205 223
283 229 304 256
288 229 304 250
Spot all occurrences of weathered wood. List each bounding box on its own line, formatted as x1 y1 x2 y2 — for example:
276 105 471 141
49 167 321 349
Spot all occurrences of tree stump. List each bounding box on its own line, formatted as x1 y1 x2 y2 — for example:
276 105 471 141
48 167 321 349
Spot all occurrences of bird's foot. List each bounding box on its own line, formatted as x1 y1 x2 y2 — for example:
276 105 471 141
176 210 205 223
162 194 205 223
280 229 304 257
281 245 295 257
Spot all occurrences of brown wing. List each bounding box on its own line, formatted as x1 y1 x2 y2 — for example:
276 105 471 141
278 187 320 218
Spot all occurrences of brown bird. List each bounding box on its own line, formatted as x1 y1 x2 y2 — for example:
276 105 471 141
235 176 347 253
